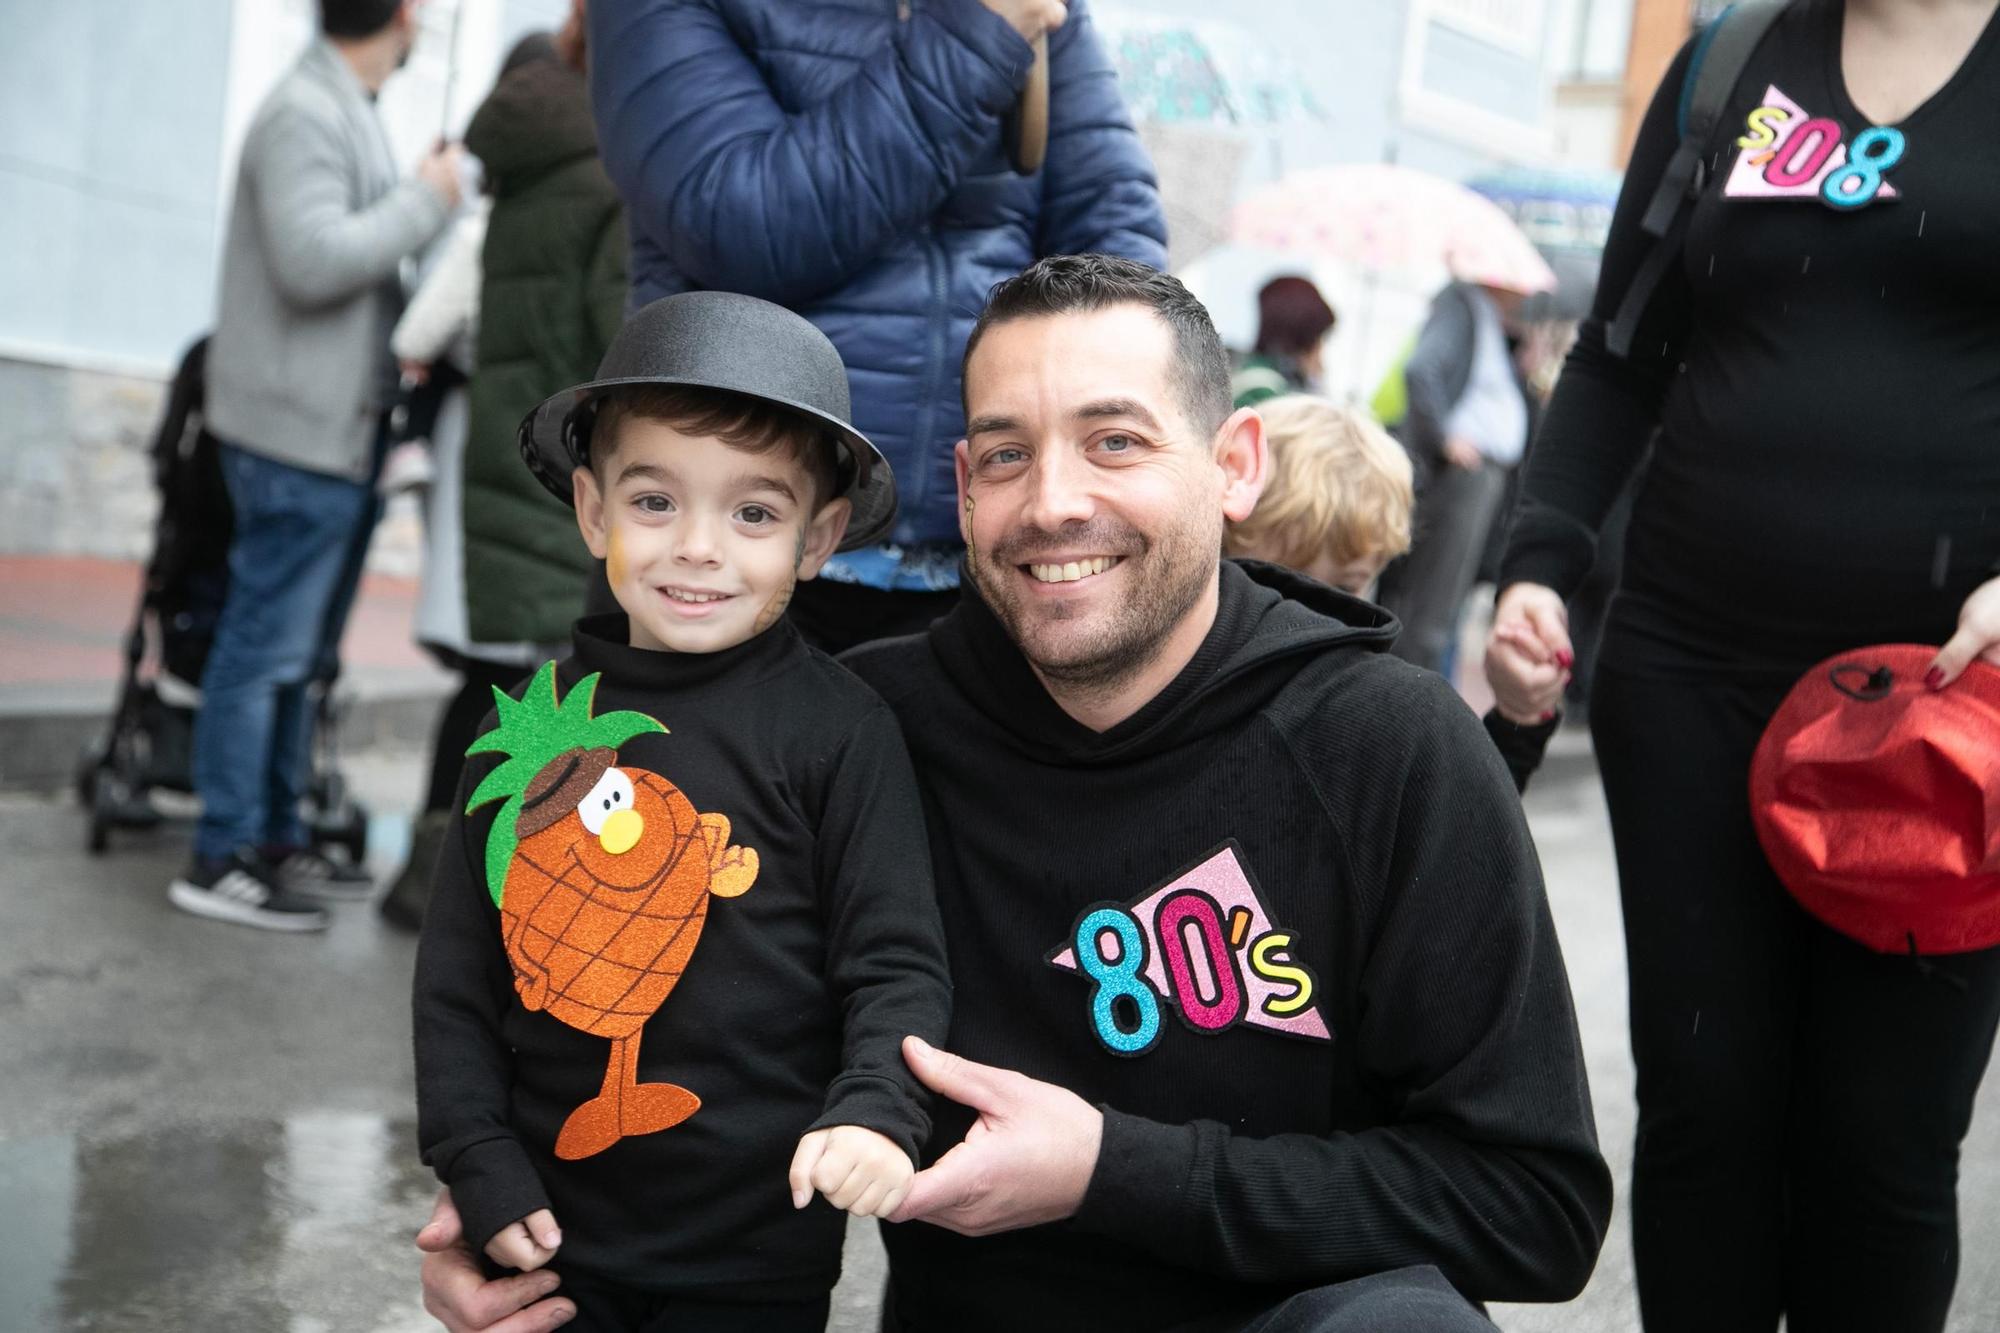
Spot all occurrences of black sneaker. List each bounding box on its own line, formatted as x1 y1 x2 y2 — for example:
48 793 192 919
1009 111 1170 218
168 853 330 932
266 846 376 901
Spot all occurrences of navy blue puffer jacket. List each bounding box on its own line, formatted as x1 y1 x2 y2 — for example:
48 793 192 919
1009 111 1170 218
589 0 1167 547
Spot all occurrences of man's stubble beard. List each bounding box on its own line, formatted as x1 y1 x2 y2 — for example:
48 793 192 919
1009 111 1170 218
971 502 1220 695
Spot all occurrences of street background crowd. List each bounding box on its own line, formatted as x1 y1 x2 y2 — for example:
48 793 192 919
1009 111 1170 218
4 0 2000 1330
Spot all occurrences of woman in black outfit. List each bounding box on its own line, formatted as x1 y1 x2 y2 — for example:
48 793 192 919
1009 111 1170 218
1485 1 2000 1329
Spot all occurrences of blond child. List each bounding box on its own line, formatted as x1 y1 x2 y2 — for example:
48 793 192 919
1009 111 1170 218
1225 394 1414 599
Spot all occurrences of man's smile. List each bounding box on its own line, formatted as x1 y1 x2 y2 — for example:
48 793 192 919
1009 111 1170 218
1024 556 1124 585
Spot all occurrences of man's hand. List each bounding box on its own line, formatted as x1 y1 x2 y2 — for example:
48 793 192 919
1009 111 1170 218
417 143 466 211
415 1189 574 1332
789 1124 914 1219
981 0 1067 43
1443 435 1484 471
1929 575 2000 689
483 1208 562 1273
1484 582 1572 725
886 1035 1102 1237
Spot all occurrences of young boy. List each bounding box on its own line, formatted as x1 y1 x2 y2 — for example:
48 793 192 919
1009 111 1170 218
414 291 951 1331
1223 393 1412 598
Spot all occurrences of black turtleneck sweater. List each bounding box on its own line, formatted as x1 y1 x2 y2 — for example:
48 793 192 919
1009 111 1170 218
415 615 950 1300
842 561 1612 1331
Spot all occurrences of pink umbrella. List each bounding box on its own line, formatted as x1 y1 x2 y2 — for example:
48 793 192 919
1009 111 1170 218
1230 163 1557 294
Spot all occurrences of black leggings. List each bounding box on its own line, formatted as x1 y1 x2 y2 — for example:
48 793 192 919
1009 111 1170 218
1591 664 2000 1333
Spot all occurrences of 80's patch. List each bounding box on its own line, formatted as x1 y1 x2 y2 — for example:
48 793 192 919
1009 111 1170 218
1046 841 1331 1057
1724 84 1905 211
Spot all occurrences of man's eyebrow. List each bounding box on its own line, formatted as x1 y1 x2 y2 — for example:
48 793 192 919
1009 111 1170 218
1072 398 1164 432
965 414 1022 438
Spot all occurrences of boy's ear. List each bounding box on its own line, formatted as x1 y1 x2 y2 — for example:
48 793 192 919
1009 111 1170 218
573 466 609 559
795 497 852 582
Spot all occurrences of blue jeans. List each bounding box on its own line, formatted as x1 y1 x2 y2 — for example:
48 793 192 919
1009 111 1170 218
192 439 383 860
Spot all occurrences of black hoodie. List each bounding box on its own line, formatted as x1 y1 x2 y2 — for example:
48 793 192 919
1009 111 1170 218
843 560 1611 1331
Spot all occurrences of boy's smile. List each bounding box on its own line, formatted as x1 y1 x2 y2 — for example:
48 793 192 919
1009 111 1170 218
574 417 849 655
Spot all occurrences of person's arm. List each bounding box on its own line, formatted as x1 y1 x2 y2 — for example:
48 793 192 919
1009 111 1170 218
588 0 1036 306
1483 707 1560 794
1399 285 1476 468
413 772 553 1256
392 211 486 366
803 702 953 1154
1499 36 1700 600
249 103 452 310
1030 0 1167 267
1070 679 1611 1302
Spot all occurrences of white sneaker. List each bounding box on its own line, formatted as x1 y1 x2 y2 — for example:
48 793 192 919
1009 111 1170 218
377 440 435 496
169 855 329 933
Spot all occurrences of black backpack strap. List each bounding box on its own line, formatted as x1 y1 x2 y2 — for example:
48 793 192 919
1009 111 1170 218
1606 0 1791 357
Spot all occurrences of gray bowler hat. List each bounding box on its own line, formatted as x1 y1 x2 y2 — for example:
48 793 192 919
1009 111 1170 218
518 291 895 551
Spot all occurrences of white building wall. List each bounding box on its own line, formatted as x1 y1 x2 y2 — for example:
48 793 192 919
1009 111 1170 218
0 1 235 375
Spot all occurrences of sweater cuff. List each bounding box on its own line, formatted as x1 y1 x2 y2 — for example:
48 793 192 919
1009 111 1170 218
1497 516 1594 604
923 0 1038 106
810 1073 929 1162
446 1136 553 1253
1073 1108 1199 1247
1483 709 1561 794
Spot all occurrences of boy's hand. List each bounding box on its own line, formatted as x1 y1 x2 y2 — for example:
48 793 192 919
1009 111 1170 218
484 1208 563 1273
1485 582 1572 725
789 1125 914 1218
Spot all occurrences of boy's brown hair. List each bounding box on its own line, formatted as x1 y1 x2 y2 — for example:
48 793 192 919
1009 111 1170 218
588 383 841 508
1224 394 1414 570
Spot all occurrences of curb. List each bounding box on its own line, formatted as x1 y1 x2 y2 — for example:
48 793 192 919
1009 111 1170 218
0 681 448 794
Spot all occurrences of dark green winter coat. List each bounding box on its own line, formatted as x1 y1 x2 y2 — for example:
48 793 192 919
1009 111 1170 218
462 55 624 646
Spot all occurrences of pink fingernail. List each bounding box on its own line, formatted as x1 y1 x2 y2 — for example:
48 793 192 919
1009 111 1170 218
1925 667 1945 690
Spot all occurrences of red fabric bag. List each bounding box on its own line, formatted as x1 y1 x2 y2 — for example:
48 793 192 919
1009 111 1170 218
1750 644 2000 955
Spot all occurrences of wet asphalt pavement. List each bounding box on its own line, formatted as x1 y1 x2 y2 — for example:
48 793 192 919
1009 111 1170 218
2 741 1996 1331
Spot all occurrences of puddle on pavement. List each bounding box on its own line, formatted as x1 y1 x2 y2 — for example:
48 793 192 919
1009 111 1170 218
0 1114 436 1332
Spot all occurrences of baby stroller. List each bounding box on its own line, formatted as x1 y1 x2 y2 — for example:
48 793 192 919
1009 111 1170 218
77 335 371 863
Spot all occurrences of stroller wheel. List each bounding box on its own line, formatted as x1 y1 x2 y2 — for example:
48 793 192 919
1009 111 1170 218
338 804 370 862
87 782 115 855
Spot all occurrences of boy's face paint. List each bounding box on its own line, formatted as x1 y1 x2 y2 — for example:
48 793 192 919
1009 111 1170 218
572 421 849 654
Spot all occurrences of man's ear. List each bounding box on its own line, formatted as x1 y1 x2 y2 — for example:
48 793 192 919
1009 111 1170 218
1214 407 1269 523
953 440 973 541
573 466 609 559
795 497 852 581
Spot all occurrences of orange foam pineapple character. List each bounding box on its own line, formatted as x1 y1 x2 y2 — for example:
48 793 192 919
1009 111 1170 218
466 662 758 1160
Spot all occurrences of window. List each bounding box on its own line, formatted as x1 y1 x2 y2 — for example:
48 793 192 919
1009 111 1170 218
1425 0 1549 55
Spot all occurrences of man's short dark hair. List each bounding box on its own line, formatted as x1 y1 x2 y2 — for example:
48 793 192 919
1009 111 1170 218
321 0 403 39
964 254 1232 438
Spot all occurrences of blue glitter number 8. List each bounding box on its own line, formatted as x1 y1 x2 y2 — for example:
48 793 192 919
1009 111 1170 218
1822 126 1905 210
1077 907 1161 1055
